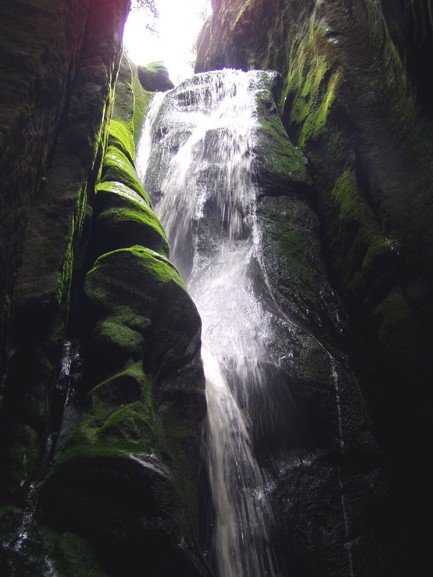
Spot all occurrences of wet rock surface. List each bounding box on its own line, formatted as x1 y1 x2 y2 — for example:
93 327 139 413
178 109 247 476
196 0 433 574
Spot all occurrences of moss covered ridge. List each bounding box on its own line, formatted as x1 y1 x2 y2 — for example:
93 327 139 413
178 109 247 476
93 182 169 257
44 240 206 573
40 55 208 575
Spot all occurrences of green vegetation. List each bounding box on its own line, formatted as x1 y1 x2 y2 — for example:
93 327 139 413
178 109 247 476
94 179 169 257
255 89 308 185
87 246 184 292
131 67 154 143
95 180 151 207
108 119 136 163
137 61 174 92
51 358 159 470
96 206 169 257
282 19 342 147
100 145 147 199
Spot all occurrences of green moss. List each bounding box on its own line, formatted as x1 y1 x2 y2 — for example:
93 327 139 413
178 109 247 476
137 61 174 92
252 87 309 193
298 339 331 384
111 56 135 129
53 395 159 469
282 20 342 147
54 183 88 325
89 361 151 410
89 246 185 290
331 169 362 223
92 317 144 354
98 401 155 442
97 206 168 256
131 67 154 143
327 169 400 303
93 179 169 257
326 170 371 297
100 145 146 200
361 235 400 280
51 359 160 473
141 61 169 75
55 234 74 307
77 242 203 543
95 180 151 207
256 90 308 184
107 119 136 164
84 247 187 338
259 196 331 330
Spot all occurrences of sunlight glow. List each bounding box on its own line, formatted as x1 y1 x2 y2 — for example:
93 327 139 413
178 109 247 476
123 0 212 84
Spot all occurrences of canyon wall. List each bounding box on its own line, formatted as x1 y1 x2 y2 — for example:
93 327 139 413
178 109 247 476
0 2 208 575
197 1 433 575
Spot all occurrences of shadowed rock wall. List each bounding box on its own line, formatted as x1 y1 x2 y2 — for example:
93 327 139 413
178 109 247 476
0 2 209 576
0 0 129 496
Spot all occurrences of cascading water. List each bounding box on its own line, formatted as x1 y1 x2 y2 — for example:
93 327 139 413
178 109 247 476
138 69 281 577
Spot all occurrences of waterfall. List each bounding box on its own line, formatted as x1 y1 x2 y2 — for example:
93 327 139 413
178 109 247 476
138 69 280 577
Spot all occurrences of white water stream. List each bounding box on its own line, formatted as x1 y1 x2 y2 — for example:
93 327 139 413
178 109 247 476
138 69 279 577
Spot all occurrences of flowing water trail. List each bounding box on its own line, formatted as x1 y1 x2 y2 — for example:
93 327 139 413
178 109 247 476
138 69 280 577
330 359 355 577
8 339 81 552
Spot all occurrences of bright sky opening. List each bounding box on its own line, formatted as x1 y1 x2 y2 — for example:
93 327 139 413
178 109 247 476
123 0 212 85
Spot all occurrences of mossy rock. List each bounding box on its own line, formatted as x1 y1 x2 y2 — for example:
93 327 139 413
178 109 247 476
85 245 186 311
137 61 174 92
111 54 135 130
131 65 155 144
257 193 345 349
282 19 342 148
53 397 159 467
84 246 201 377
96 206 169 257
88 361 150 409
95 179 151 208
88 316 146 376
326 169 400 306
253 85 310 194
93 182 169 257
100 145 147 200
40 453 182 558
107 119 136 164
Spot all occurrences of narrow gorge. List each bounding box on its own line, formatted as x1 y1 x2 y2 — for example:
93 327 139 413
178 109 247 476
1 1 432 577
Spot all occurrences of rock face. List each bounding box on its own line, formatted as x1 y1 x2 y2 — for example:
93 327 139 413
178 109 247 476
0 2 209 576
137 61 175 92
196 0 433 575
